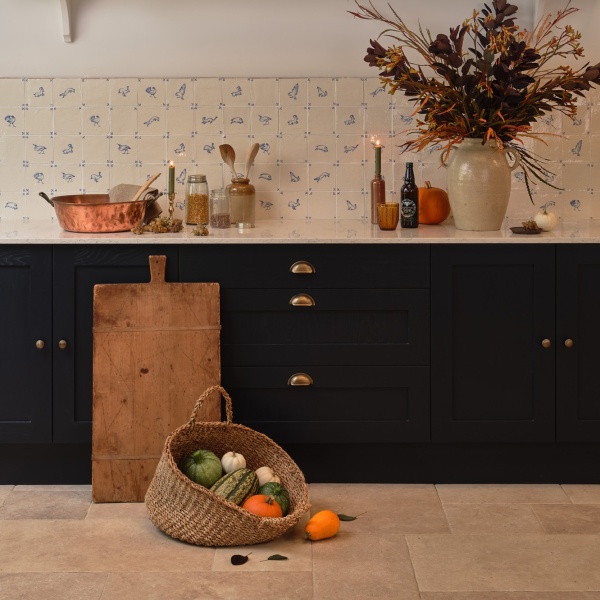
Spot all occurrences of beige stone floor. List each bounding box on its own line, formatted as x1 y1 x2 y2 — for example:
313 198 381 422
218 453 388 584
2 484 600 599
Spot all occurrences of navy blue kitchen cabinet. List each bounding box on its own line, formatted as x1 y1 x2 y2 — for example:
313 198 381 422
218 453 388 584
0 245 178 483
179 244 432 449
556 245 600 442
0 246 53 444
431 244 556 443
3 241 600 484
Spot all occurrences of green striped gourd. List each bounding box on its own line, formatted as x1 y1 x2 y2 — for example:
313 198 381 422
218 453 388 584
210 468 259 505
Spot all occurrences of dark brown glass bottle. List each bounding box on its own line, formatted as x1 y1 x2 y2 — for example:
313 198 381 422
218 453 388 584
400 162 419 228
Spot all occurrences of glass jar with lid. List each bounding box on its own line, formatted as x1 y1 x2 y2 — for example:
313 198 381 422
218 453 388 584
185 174 209 225
209 188 231 228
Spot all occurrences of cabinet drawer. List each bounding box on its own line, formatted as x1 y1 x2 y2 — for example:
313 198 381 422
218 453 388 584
221 366 430 444
180 244 430 289
221 288 430 365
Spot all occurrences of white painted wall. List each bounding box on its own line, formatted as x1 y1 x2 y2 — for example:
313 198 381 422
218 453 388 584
0 0 548 78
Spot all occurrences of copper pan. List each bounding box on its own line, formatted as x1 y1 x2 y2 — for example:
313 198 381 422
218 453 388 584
39 192 162 233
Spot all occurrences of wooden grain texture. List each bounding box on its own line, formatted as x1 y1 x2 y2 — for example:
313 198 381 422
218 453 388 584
92 255 220 502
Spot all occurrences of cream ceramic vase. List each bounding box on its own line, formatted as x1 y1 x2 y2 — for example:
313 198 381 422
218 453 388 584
441 138 520 231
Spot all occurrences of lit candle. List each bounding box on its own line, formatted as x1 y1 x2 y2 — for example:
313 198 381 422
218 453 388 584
375 139 381 177
168 161 175 195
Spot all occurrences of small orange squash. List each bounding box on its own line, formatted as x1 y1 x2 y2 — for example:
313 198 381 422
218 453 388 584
418 181 451 224
242 494 283 518
304 509 340 541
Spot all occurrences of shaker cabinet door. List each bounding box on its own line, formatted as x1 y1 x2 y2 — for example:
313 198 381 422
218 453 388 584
52 245 179 443
431 244 556 443
557 245 600 441
0 246 52 443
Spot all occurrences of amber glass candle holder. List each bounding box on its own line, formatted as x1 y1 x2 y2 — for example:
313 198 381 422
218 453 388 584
377 202 399 231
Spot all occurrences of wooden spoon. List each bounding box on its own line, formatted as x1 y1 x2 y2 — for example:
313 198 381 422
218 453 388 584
219 144 238 179
130 172 161 203
244 143 260 179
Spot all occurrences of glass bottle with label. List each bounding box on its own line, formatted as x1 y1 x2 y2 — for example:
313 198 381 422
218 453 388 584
400 162 419 229
185 175 209 225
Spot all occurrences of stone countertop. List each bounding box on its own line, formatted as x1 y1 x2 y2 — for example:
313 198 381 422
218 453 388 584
1 219 600 244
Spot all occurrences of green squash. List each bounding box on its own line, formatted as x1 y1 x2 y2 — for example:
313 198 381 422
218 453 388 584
210 468 259 505
259 482 291 516
181 449 222 488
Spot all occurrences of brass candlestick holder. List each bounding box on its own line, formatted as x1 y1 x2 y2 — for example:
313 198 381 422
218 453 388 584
168 192 175 220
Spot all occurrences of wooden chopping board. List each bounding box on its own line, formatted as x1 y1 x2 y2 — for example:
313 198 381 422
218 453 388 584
92 255 220 503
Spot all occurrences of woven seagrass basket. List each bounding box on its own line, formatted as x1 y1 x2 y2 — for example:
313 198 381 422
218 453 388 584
145 385 311 546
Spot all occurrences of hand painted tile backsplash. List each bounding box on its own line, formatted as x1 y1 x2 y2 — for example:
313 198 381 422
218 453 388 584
0 77 598 223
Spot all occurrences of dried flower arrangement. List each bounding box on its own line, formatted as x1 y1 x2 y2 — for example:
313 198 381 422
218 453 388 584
350 0 600 199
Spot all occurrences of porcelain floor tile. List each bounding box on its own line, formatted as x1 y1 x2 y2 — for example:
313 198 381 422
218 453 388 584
15 484 91 492
86 502 148 519
312 533 420 599
407 534 600 592
443 503 545 534
308 483 450 534
0 573 107 600
213 514 310 572
562 485 600 504
435 484 570 504
0 519 215 572
0 485 13 507
420 593 600 599
101 572 313 600
532 504 600 533
0 490 91 520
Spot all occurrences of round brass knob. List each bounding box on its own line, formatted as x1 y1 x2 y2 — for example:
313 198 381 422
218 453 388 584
541 338 551 349
58 339 68 350
565 338 574 348
35 340 45 350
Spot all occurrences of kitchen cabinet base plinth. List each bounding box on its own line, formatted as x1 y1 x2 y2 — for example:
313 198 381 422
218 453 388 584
1 443 600 484
0 444 91 484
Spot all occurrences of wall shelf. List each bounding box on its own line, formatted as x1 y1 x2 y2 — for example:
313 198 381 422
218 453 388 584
60 0 72 43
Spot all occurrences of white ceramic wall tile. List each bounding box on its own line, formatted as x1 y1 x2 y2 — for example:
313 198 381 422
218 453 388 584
167 79 193 106
279 79 307 106
82 79 110 107
251 79 279 106
1 76 599 223
25 79 53 107
54 80 82 107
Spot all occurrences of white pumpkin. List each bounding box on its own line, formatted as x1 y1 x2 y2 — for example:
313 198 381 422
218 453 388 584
533 202 558 231
221 451 246 473
255 466 281 486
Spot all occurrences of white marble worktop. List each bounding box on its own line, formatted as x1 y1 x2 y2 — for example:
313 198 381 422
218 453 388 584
2 218 600 244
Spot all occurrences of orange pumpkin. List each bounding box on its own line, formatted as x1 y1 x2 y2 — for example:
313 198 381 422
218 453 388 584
418 181 451 224
304 509 340 541
242 494 283 518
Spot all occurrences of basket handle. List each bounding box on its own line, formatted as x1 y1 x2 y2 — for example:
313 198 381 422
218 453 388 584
189 385 234 425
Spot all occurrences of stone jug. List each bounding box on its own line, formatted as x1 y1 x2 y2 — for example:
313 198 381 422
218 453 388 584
441 138 520 231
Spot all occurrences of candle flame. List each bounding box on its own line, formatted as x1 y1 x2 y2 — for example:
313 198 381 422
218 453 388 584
169 160 174 167
376 140 381 147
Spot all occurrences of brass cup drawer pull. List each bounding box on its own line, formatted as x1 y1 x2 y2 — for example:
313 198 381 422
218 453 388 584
287 373 314 386
290 260 316 274
289 293 315 307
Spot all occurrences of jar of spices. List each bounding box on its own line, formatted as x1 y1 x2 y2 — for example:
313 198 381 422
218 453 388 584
185 174 209 225
209 188 231 228
227 177 255 228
